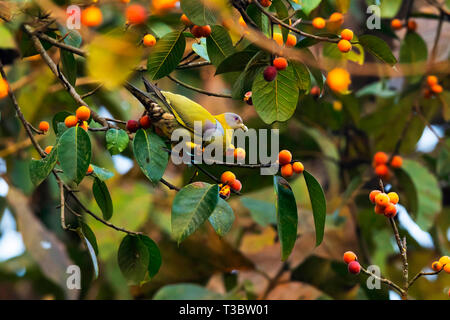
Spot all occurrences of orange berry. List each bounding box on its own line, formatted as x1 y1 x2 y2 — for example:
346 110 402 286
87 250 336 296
221 171 236 185
375 164 389 177
375 192 390 207
390 155 403 168
65 115 78 128
426 75 438 87
431 84 443 94
143 34 157 47
292 161 304 174
384 203 397 218
44 146 53 154
369 190 381 203
444 263 450 274
81 6 103 27
139 115 152 129
391 19 403 30
259 0 272 7
80 121 89 131
326 68 351 93
285 33 297 47
126 4 147 25
439 256 450 266
121 0 130 3
281 163 293 178
76 106 90 121
201 25 212 37
312 17 326 29
374 204 385 215
273 57 288 71
278 150 292 166
180 14 193 27
239 16 247 28
152 0 178 13
87 164 94 174
230 179 242 192
0 78 9 98
337 39 352 53
407 20 417 31
234 147 246 161
341 29 354 41
387 192 399 205
272 33 283 46
329 12 344 24
343 251 357 264
423 88 432 99
432 261 443 272
39 121 49 132
373 151 388 165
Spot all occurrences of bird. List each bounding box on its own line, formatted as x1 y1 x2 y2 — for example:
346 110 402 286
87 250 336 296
124 78 248 152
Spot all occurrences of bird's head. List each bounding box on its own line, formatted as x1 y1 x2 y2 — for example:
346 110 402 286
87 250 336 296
223 112 248 132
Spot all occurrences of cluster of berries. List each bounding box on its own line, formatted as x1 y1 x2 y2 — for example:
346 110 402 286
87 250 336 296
424 75 443 98
278 150 304 178
312 12 344 30
369 189 399 218
181 14 212 38
372 151 402 180
263 57 289 82
272 32 297 47
0 77 9 99
219 171 242 199
431 256 450 274
64 106 91 131
126 114 152 133
343 251 361 275
337 29 354 53
391 19 417 32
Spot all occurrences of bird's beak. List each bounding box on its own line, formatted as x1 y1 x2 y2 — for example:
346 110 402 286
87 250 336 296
242 125 248 132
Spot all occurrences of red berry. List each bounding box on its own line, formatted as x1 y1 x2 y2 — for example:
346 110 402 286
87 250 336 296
348 261 361 274
126 120 140 133
263 66 277 82
139 115 152 129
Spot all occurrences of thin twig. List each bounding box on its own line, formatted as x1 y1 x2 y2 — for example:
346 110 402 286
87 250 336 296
59 180 67 230
167 75 232 98
35 31 87 57
360 266 405 295
408 269 442 287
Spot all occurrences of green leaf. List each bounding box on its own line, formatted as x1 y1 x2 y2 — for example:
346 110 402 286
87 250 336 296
80 221 99 255
52 111 72 135
300 0 322 15
106 128 129 155
117 235 150 283
299 48 323 89
240 197 276 227
303 170 326 246
291 61 311 91
133 129 169 183
215 51 256 75
91 165 114 181
399 32 427 83
138 235 162 278
180 0 219 26
171 182 219 243
154 283 222 300
57 126 91 185
92 177 113 221
377 0 403 18
29 147 58 186
58 25 82 48
60 49 77 86
0 25 15 49
206 25 235 66
359 35 397 66
18 30 55 57
397 159 442 230
252 64 299 124
208 198 235 237
147 30 186 80
273 176 298 260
